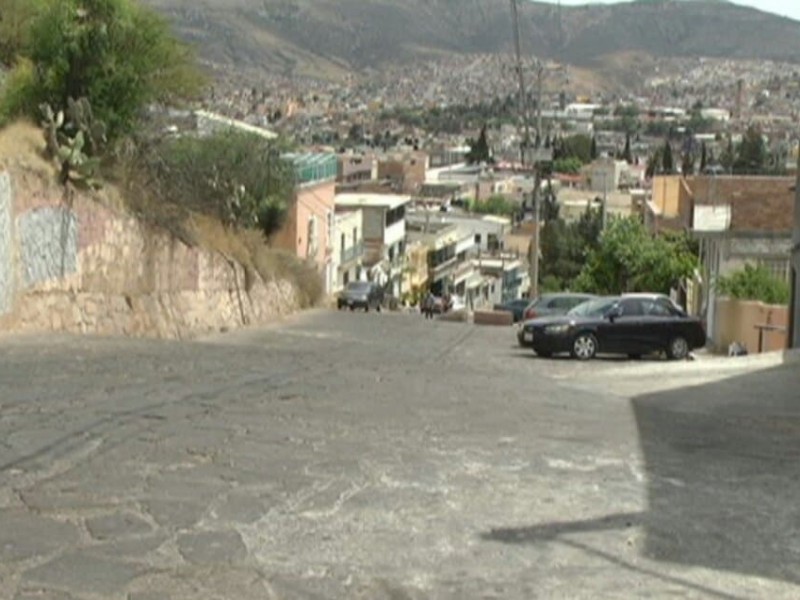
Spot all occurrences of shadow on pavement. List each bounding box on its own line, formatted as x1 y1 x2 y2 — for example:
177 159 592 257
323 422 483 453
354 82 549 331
481 364 800 590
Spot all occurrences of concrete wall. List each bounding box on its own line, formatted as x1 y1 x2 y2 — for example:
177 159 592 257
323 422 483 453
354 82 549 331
714 298 789 354
0 169 298 339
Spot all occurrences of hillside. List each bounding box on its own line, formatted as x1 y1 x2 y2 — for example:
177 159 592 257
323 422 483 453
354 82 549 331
142 0 800 80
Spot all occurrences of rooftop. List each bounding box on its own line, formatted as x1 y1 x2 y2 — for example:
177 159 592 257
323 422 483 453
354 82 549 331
284 152 338 186
195 110 278 140
335 193 411 210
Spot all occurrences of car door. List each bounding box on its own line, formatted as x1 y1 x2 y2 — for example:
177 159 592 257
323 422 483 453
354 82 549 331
639 298 678 351
602 298 647 354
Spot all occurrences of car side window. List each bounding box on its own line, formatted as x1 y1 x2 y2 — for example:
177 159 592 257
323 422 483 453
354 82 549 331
619 298 644 317
643 299 672 317
566 297 589 309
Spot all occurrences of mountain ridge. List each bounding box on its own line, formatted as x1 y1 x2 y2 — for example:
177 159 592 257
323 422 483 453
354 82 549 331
142 0 800 81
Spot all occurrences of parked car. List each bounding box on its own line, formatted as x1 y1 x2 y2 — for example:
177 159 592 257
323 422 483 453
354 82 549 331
516 293 597 346
337 282 384 312
520 294 706 360
493 298 532 323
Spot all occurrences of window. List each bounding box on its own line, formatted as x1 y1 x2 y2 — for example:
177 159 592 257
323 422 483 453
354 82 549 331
353 227 358 245
341 233 346 255
307 216 318 258
642 299 673 317
474 234 482 245
619 298 645 316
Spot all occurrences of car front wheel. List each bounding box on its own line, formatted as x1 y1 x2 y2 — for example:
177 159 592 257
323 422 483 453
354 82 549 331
571 333 598 361
667 336 690 360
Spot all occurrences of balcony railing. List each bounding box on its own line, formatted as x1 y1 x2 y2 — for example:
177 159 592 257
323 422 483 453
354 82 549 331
341 242 364 265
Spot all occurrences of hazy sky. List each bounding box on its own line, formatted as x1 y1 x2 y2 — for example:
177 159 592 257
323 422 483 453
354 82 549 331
555 1 800 22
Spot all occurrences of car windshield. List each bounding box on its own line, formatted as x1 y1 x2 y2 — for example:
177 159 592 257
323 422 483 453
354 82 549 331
567 298 619 317
346 282 370 292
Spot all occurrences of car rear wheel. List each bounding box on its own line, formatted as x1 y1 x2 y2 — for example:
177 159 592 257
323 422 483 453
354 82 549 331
571 333 598 361
667 336 690 360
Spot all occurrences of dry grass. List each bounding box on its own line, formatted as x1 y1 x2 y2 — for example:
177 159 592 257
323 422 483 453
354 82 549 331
0 119 56 177
189 214 323 308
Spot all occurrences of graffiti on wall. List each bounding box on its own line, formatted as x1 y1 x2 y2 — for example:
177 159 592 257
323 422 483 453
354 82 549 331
19 206 78 288
0 173 11 314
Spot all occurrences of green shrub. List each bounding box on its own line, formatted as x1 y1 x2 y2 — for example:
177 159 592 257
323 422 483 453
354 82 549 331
0 58 36 125
469 194 517 217
0 0 45 65
716 264 790 305
1 0 202 140
143 130 295 239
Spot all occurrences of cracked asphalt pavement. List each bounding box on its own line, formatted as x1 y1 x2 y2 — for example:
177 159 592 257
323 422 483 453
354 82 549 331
1 310 799 599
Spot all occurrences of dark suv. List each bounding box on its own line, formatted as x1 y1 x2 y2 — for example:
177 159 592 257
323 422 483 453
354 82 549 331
337 281 384 312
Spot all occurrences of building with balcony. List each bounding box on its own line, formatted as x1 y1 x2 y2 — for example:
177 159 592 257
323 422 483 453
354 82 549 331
476 257 529 304
332 209 364 292
334 193 411 297
406 218 476 298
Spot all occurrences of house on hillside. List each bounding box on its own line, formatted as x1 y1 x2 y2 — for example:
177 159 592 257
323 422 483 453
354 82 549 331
406 218 476 300
271 153 338 293
334 193 410 298
376 151 428 194
332 209 364 293
655 176 796 341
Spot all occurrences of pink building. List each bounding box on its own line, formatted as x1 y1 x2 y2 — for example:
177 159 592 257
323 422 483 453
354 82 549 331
272 153 338 292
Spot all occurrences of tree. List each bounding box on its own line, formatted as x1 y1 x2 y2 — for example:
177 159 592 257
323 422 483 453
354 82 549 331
681 151 695 177
720 137 735 173
661 141 674 173
469 194 515 217
1 0 203 139
552 157 582 174
646 147 663 179
558 134 594 164
622 133 632 164
574 217 697 294
466 124 491 164
699 141 708 173
539 205 602 291
733 126 769 175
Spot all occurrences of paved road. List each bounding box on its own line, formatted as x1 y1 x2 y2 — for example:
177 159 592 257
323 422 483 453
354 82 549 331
1 311 799 599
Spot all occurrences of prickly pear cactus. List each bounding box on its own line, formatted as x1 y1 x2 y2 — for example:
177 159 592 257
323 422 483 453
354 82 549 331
39 99 104 189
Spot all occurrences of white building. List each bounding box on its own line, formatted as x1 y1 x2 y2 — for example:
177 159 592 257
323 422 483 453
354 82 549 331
335 193 410 297
332 209 364 293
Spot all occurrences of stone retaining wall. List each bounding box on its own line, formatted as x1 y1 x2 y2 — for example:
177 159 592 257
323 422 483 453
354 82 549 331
0 169 298 339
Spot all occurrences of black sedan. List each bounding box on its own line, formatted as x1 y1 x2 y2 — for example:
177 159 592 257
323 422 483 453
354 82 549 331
337 281 384 312
493 298 531 323
520 295 706 360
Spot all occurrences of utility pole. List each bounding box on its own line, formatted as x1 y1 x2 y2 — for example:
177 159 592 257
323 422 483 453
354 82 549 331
510 0 540 299
790 148 800 348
